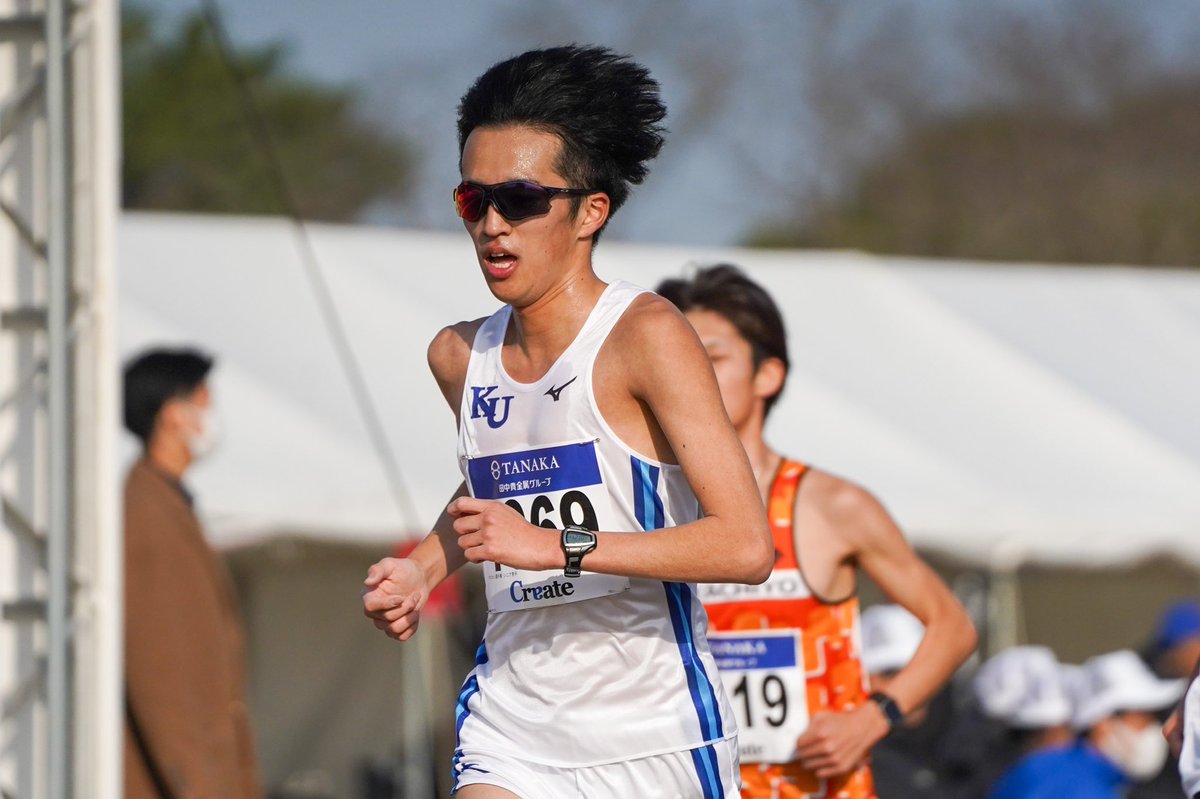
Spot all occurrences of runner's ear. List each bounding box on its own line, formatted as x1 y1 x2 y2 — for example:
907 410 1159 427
576 192 610 240
753 357 786 404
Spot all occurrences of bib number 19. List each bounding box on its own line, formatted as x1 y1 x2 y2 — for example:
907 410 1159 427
709 629 809 763
731 673 789 728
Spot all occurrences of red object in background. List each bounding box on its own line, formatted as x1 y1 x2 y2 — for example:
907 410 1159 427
393 541 464 618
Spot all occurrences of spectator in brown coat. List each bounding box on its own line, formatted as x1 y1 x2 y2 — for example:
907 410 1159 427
122 347 260 799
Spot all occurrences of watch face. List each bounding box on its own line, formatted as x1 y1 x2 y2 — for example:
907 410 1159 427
563 530 594 546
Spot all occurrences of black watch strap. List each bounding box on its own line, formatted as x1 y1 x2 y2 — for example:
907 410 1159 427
869 691 904 731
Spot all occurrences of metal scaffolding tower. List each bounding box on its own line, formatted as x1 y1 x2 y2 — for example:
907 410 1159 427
0 0 120 796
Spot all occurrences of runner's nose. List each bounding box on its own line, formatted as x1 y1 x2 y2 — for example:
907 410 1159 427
481 200 510 236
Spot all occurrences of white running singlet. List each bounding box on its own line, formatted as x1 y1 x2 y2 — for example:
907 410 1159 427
453 280 737 777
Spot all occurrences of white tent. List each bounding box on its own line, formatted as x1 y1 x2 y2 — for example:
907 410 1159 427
117 211 1200 568
116 211 1200 796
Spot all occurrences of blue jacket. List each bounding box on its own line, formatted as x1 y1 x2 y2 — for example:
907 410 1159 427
987 742 1127 799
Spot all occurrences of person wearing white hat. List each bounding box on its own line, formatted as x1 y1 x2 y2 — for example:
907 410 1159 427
974 646 1076 752
971 646 1077 799
987 649 1185 799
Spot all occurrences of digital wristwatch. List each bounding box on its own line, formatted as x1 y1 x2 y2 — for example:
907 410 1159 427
560 525 597 578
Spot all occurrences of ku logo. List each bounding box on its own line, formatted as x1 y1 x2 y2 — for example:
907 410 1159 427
470 385 514 429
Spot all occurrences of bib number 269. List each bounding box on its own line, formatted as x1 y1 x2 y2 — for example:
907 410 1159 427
503 490 598 531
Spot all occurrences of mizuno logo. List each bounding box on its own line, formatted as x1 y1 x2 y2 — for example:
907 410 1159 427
544 376 577 402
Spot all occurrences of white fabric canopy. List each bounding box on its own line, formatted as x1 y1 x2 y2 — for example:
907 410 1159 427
117 212 1200 567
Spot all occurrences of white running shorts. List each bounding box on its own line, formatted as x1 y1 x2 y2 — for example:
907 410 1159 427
452 739 741 799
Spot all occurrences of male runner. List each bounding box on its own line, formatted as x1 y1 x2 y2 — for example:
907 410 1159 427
658 264 977 799
361 48 774 799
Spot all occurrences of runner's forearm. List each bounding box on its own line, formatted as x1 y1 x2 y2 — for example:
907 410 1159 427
883 601 976 714
413 482 471 589
581 516 771 584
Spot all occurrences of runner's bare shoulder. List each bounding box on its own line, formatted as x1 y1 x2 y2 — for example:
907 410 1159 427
802 467 900 546
604 293 705 395
428 318 487 412
614 291 689 336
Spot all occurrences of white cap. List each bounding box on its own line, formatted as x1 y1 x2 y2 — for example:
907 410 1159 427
1071 649 1186 731
973 646 1073 729
861 604 924 675
1058 662 1088 709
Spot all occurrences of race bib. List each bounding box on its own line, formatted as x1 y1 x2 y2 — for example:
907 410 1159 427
466 440 630 613
709 629 809 764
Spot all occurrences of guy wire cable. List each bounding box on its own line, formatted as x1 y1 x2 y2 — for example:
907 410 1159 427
198 0 420 532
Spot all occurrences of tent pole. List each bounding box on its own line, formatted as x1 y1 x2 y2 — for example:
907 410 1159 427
44 0 73 795
399 632 433 797
986 540 1026 657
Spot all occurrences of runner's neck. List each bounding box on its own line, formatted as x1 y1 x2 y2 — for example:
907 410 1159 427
744 442 781 504
505 273 608 380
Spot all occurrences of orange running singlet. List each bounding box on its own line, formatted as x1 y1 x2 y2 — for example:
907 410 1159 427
699 460 876 799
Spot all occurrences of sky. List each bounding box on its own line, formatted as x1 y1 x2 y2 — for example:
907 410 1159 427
135 0 1200 247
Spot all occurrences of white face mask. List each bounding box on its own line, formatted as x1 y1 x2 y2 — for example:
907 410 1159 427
185 405 222 461
1098 718 1168 781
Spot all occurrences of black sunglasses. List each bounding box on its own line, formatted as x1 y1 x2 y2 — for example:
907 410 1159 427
453 180 595 223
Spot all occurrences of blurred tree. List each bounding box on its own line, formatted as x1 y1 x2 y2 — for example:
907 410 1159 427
747 79 1200 268
744 1 1200 267
122 6 411 221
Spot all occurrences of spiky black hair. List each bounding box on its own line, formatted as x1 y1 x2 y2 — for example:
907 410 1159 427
457 44 668 239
